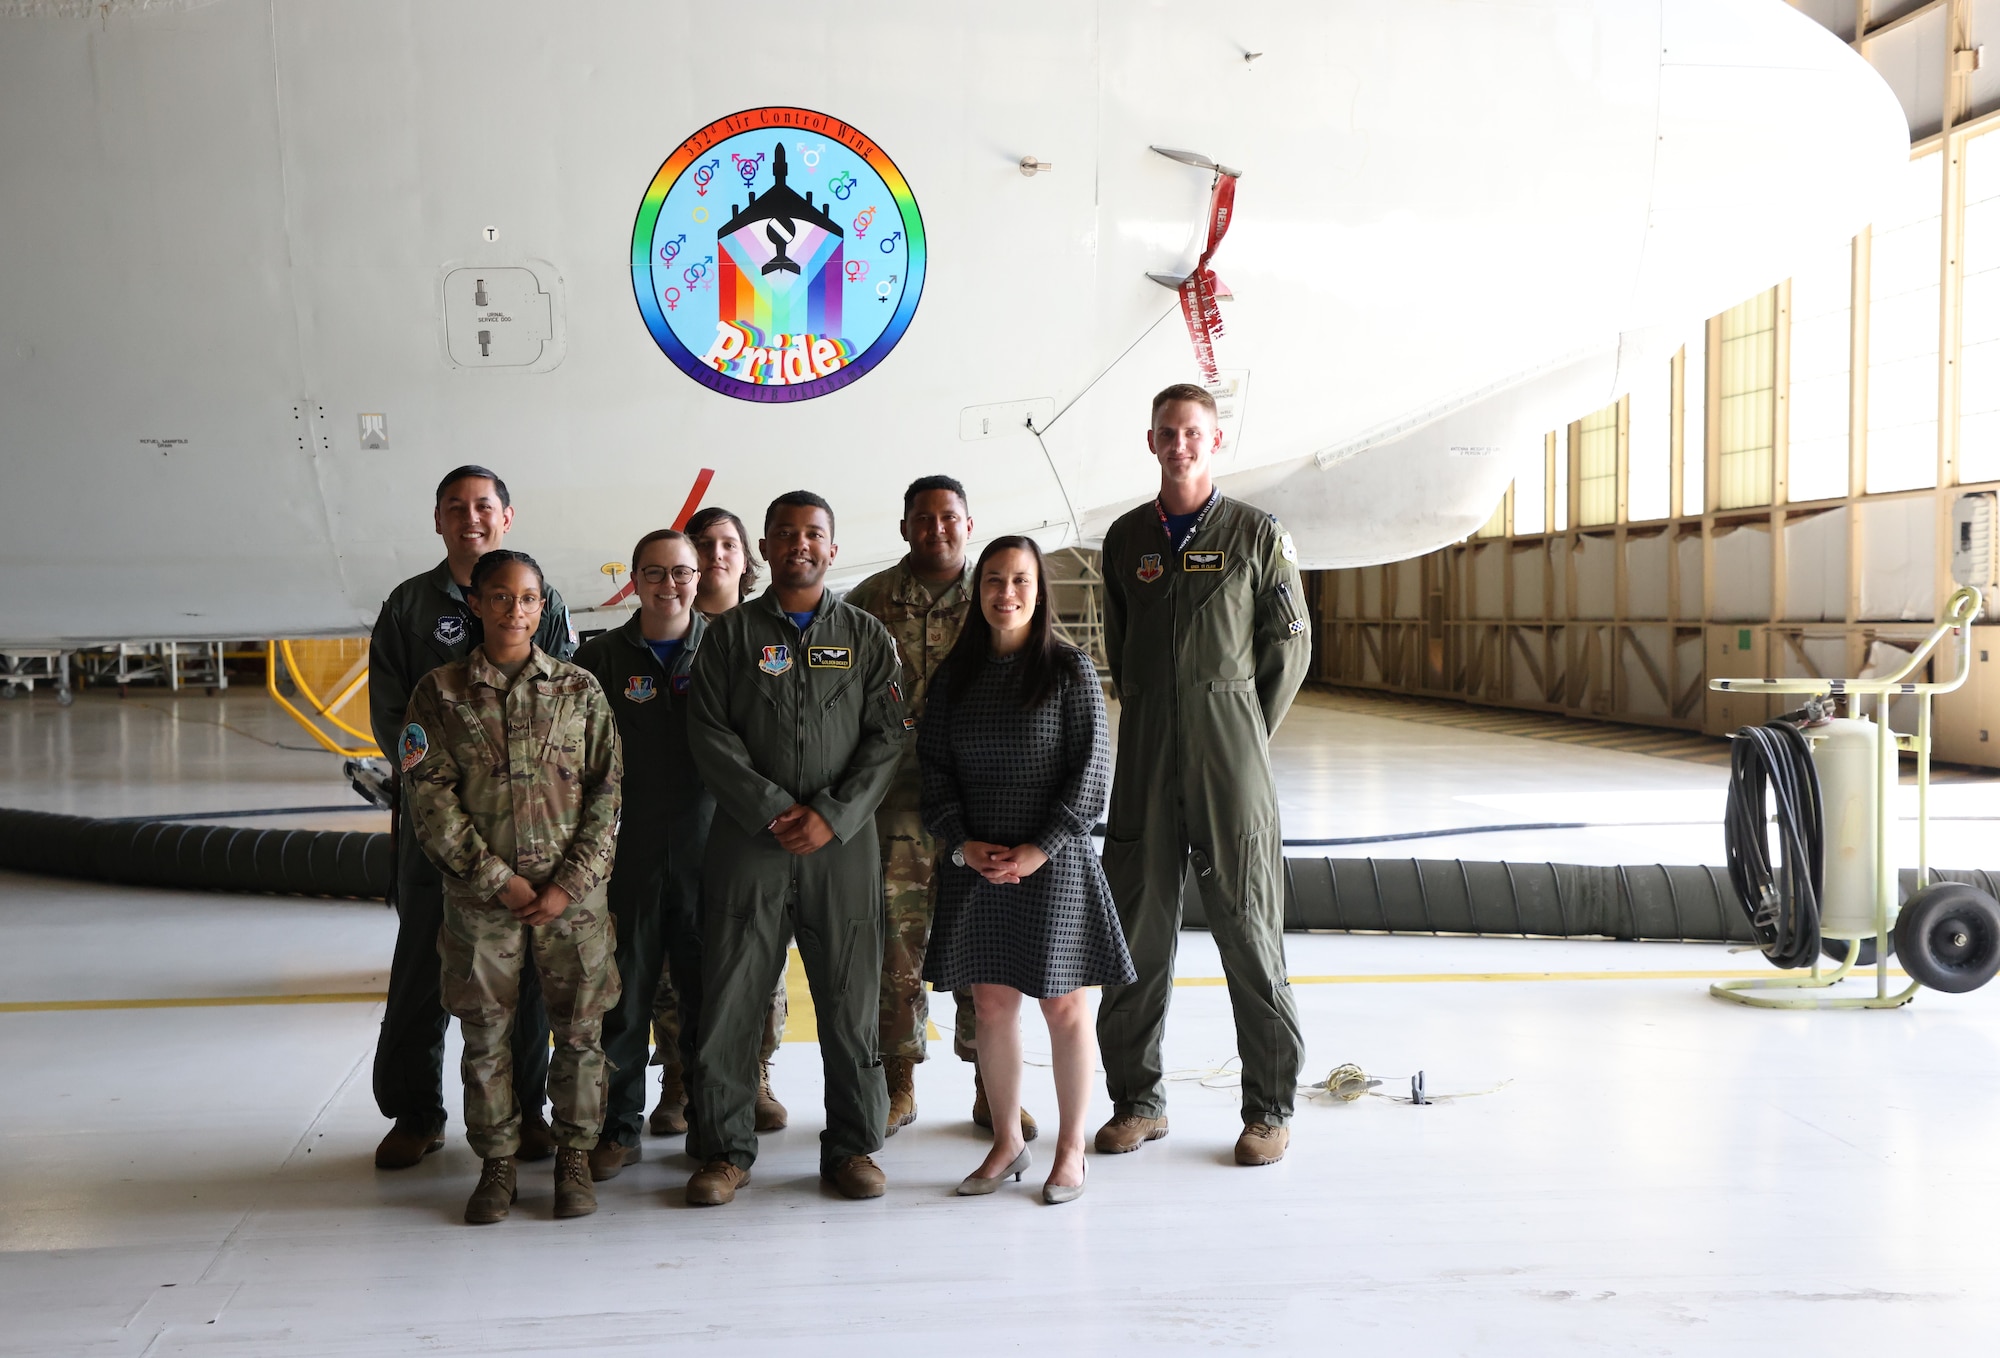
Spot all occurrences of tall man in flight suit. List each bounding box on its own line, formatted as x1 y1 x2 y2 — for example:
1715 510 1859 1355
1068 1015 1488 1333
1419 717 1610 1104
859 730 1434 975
845 476 1034 1142
368 465 577 1169
684 492 908 1205
1094 384 1312 1167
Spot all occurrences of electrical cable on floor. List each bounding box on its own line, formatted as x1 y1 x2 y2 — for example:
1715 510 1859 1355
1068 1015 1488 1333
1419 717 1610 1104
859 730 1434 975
1722 720 1825 970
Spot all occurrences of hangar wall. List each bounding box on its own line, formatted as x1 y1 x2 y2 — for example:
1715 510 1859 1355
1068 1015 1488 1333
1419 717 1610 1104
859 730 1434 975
1309 0 2000 769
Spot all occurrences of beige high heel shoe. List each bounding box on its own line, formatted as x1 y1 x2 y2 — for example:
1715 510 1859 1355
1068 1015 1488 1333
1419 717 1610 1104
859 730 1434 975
956 1146 1031 1196
1042 1159 1087 1205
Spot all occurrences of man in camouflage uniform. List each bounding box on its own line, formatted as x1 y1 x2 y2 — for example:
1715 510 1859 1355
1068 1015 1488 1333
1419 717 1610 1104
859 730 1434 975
402 569 622 1223
367 466 576 1171
845 476 1036 1142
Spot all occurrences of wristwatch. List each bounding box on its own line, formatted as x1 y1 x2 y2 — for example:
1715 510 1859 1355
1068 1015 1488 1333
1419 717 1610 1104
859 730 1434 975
951 845 967 868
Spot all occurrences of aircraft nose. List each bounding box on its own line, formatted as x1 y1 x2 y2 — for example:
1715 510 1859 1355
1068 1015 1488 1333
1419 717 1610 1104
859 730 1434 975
1631 0 1907 324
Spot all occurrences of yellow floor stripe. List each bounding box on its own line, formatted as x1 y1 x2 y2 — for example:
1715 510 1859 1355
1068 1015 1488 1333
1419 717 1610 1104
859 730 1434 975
1 964 1909 1016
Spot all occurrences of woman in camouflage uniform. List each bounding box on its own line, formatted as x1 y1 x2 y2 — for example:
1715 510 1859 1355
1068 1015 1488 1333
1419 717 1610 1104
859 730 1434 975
402 549 624 1224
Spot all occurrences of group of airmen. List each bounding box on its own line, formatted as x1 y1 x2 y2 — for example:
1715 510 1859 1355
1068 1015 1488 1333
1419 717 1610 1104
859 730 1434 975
364 382 1312 1221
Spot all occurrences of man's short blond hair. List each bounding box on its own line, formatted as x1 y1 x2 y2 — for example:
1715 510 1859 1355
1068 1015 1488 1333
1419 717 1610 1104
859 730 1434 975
1150 382 1218 423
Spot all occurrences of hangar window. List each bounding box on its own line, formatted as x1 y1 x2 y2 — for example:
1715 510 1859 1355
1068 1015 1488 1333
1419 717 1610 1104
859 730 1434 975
1576 401 1621 526
1515 437 1548 535
1717 289 1778 509
1627 359 1672 521
1866 150 1943 493
1787 239 1854 503
1682 336 1707 515
1554 425 1572 531
1960 130 2000 485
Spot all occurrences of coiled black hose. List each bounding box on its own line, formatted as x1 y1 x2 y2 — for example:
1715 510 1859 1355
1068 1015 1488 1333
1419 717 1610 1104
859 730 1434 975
1722 721 1825 969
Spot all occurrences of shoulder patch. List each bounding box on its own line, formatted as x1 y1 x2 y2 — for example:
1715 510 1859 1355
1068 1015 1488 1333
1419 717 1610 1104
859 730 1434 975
807 645 853 669
399 723 429 772
1279 532 1298 564
1183 550 1226 572
433 615 466 646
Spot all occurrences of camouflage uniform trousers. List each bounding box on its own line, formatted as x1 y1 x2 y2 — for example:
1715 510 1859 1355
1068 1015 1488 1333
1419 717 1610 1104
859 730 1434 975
654 967 787 1069
877 806 976 1063
439 886 622 1158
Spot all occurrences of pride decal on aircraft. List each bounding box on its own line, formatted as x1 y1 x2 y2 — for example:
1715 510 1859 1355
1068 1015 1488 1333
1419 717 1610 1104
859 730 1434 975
631 106 926 403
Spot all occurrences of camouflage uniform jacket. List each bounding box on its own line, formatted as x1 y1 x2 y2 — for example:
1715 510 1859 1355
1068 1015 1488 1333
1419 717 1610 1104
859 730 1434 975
368 559 575 763
401 644 623 906
843 557 974 814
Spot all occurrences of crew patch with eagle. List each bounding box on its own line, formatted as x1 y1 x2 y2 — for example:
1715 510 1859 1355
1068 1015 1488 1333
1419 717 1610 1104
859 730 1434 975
399 723 429 772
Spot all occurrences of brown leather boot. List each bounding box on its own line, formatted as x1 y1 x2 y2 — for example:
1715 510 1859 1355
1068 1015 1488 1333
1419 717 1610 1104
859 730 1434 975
553 1147 597 1218
648 1066 688 1137
821 1154 886 1199
588 1136 641 1181
754 1062 789 1132
883 1056 917 1136
1094 1113 1169 1154
1234 1122 1290 1166
517 1113 557 1163
971 1067 1040 1142
375 1117 445 1170
686 1159 751 1206
463 1156 516 1225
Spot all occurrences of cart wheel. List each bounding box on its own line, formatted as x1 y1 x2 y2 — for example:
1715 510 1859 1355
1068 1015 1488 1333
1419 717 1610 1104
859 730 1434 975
1822 934 1894 966
57 689 73 708
1893 883 2000 993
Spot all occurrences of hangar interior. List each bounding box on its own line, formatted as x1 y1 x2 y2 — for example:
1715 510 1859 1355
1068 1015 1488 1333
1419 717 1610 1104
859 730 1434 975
1312 0 2000 765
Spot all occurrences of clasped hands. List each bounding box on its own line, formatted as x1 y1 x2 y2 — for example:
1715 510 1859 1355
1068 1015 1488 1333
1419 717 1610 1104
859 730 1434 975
497 874 573 926
960 841 1050 886
768 803 835 855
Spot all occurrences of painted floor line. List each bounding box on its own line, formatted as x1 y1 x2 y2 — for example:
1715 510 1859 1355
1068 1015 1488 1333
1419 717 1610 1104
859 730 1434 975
1 966 1903 1014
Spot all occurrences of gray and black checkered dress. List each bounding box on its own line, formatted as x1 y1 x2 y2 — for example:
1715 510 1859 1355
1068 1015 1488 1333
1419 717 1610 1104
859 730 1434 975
919 645 1135 997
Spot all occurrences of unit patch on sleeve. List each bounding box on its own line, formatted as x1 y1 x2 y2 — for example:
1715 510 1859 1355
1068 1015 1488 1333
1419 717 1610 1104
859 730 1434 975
903 716 918 730
1183 550 1226 572
1136 553 1163 583
624 674 657 703
433 615 466 646
1279 532 1298 564
807 645 853 669
399 723 429 772
758 644 793 676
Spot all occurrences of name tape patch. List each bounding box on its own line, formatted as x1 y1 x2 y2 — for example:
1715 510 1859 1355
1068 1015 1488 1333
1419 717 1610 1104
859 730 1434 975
1183 550 1226 572
807 645 853 669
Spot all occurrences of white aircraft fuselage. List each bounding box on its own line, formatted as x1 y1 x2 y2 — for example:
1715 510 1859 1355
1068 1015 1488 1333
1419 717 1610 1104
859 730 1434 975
0 0 1905 645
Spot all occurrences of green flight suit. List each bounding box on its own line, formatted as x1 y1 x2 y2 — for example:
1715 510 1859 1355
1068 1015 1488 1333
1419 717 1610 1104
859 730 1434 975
686 587 908 1171
367 560 574 1134
401 644 622 1157
574 612 712 1151
1096 492 1312 1127
843 558 980 1064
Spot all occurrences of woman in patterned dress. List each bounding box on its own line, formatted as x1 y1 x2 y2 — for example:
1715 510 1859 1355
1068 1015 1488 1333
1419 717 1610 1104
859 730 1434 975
919 536 1134 1204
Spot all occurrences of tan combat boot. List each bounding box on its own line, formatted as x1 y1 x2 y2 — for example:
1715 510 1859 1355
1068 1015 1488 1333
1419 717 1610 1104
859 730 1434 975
1234 1122 1290 1166
375 1117 445 1170
687 1159 751 1206
648 1065 688 1137
754 1062 789 1131
971 1067 1040 1142
588 1135 641 1181
1094 1113 1169 1154
464 1156 516 1225
821 1154 887 1199
884 1056 917 1136
553 1147 597 1218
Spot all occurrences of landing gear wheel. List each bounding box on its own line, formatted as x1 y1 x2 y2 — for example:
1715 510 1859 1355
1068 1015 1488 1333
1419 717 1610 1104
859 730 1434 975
1893 883 2000 993
1822 934 1894 966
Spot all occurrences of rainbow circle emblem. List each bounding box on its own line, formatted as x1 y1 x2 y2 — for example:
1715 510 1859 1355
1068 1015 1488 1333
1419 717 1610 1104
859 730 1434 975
631 106 926 403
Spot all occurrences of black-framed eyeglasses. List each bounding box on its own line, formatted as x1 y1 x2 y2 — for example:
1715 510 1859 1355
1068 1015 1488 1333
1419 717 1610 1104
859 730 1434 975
638 565 698 584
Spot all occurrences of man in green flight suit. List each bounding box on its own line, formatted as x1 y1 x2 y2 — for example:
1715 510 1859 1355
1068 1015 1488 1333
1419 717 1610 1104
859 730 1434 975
1094 384 1312 1167
368 465 577 1170
844 475 1037 1142
684 492 909 1205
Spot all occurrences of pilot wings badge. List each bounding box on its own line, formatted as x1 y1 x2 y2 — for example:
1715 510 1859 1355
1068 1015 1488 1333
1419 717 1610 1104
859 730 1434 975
1136 553 1164 583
